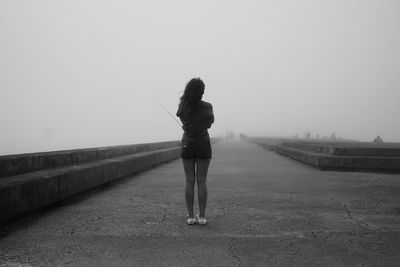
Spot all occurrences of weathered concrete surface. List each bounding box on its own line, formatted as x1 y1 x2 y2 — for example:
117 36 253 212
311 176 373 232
1 141 400 266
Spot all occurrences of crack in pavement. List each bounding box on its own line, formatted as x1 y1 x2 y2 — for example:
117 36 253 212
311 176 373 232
161 214 167 223
229 244 241 267
311 231 318 239
343 204 382 232
310 230 336 247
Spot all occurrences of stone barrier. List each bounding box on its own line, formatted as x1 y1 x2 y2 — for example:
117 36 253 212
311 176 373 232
0 141 182 221
0 141 180 179
250 138 400 173
280 141 400 157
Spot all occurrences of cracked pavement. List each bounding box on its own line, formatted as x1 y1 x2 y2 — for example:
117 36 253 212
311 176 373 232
1 141 400 266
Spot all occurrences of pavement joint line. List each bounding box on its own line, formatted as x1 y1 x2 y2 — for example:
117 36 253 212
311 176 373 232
342 204 383 232
9 231 384 238
5 229 400 239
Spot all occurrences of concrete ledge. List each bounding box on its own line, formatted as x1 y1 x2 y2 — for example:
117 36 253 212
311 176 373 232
251 139 400 173
0 141 180 178
281 141 400 157
0 143 181 221
247 137 289 150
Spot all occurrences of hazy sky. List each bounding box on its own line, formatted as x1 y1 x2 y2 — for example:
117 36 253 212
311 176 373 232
1 0 399 155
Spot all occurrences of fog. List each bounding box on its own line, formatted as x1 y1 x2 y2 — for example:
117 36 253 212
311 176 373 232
1 0 399 155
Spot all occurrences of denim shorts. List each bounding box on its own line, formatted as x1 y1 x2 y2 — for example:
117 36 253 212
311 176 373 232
181 139 212 159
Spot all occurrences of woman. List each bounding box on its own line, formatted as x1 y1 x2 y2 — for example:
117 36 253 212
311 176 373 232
176 78 214 225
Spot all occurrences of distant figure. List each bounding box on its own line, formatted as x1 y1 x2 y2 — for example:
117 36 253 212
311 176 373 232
329 133 337 140
176 78 214 226
373 135 384 143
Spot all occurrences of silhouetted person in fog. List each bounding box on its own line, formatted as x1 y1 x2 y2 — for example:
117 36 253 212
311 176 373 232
176 78 214 225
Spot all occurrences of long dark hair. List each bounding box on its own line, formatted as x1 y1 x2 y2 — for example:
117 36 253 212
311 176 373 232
180 78 205 107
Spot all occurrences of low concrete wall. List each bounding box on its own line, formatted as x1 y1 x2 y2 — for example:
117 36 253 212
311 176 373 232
251 139 400 173
246 137 288 151
0 141 180 178
0 141 182 221
281 141 400 157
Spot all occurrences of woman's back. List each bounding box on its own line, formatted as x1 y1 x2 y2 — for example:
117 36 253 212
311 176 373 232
177 100 214 139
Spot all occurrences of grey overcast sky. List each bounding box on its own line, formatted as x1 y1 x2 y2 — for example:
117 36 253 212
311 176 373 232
1 0 399 155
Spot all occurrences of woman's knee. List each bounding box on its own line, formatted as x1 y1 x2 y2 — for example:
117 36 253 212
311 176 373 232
196 178 207 187
186 178 195 186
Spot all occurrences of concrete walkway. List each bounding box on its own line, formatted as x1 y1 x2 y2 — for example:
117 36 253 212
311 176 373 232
1 141 400 266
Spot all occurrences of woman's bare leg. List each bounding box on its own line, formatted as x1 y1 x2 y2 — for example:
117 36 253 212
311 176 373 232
182 159 196 218
196 159 211 218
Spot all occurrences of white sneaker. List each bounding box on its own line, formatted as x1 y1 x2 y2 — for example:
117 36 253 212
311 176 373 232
196 214 207 225
187 217 196 225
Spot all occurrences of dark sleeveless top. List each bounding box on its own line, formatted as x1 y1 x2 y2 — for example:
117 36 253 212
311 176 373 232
176 100 214 142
